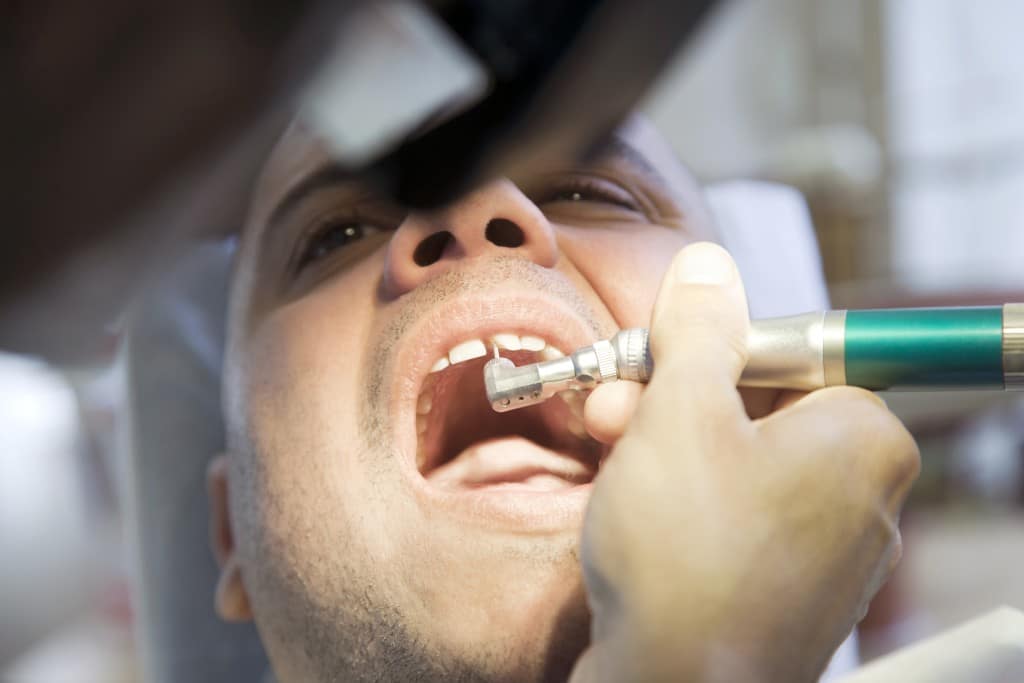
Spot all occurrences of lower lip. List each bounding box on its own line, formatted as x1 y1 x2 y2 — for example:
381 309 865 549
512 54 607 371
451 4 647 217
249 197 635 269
410 476 594 533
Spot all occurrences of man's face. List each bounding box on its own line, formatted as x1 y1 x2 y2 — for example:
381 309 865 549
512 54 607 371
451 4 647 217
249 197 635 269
218 120 711 682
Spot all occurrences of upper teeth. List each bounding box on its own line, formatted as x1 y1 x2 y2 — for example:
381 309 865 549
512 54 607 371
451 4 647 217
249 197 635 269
447 339 487 365
431 333 566 372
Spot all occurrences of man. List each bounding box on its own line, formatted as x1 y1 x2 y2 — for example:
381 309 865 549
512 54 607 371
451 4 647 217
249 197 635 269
207 117 920 682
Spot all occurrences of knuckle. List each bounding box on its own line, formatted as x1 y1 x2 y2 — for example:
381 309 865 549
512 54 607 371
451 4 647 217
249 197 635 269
820 385 887 409
795 386 886 440
894 433 922 485
823 387 895 433
888 530 904 574
807 387 921 486
868 411 921 485
865 514 904 591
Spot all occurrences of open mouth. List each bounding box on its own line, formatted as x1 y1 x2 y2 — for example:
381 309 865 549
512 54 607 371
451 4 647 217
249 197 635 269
389 289 612 530
415 333 605 492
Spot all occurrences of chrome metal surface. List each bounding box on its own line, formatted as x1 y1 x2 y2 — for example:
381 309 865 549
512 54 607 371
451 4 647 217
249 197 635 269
613 328 652 382
740 312 827 390
1004 303 1024 390
822 309 848 387
484 357 547 412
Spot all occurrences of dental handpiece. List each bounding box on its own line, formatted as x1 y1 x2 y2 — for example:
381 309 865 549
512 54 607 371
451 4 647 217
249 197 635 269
484 304 1024 412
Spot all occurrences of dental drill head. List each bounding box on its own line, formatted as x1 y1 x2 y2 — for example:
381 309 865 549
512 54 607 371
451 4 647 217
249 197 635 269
484 328 652 412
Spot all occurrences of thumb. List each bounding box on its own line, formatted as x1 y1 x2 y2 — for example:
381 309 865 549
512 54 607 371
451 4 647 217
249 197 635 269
641 242 750 424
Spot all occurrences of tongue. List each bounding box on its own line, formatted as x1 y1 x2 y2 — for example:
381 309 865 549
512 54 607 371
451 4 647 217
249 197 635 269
425 437 593 491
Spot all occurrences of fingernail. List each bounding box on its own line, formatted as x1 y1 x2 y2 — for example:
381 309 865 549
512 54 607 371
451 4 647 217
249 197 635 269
675 243 735 285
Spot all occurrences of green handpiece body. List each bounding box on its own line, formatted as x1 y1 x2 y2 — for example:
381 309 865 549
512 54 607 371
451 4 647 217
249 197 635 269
844 307 1004 390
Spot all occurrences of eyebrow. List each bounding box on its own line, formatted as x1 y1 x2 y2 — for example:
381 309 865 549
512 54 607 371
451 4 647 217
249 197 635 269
594 135 670 188
266 134 667 230
267 164 358 230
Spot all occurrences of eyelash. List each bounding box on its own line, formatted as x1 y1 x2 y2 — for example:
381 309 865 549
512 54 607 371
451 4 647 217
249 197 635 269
534 177 642 212
294 217 386 273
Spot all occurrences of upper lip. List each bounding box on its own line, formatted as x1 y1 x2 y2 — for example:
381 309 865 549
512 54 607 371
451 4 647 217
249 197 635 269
387 283 603 480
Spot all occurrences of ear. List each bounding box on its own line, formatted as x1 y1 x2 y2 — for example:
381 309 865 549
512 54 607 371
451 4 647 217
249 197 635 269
207 454 254 622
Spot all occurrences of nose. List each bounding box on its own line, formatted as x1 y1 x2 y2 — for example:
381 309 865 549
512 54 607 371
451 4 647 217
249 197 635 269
382 179 559 297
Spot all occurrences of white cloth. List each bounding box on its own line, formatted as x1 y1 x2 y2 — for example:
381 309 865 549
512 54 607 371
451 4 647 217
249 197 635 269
706 180 831 318
839 608 1024 683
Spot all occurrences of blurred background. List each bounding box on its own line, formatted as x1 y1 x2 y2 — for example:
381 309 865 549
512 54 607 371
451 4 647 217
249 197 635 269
3 0 1024 679
646 0 1024 663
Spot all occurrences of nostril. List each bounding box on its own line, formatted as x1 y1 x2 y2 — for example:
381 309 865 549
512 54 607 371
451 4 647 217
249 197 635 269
413 231 454 267
485 218 525 248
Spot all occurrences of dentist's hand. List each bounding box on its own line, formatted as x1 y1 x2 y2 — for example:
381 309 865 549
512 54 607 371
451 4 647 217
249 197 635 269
571 243 920 683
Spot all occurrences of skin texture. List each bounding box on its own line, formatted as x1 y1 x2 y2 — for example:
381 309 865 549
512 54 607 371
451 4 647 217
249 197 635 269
207 120 919 682
572 244 920 682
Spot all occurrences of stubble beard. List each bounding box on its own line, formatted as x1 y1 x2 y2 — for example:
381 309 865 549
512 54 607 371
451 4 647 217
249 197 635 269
246 256 603 682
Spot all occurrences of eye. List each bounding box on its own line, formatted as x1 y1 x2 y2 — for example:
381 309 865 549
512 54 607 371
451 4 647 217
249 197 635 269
296 221 382 271
534 177 641 213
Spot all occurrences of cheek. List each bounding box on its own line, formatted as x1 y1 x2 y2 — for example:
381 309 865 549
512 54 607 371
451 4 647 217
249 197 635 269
560 225 692 328
242 259 383 489
238 258 416 564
